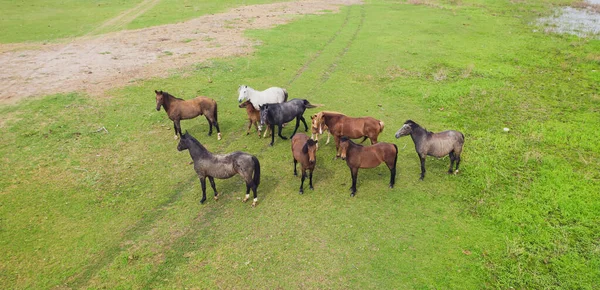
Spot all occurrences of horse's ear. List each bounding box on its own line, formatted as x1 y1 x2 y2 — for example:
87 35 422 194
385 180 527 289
302 143 308 154
155 90 159 94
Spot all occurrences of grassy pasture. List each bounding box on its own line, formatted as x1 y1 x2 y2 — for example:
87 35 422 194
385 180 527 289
1 0 599 289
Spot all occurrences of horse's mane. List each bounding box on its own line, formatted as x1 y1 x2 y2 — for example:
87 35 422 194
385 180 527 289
183 133 207 151
340 136 363 147
320 111 345 116
161 91 184 101
405 120 432 134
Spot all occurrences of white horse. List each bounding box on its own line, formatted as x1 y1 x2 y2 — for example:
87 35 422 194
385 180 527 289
237 85 288 110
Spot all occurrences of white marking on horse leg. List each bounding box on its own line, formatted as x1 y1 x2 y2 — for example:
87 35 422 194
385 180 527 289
252 198 258 207
174 134 178 140
217 132 222 140
214 193 219 201
454 169 459 174
243 194 250 202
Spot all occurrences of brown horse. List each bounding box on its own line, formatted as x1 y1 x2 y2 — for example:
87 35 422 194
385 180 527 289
239 100 270 138
155 90 221 140
291 134 318 194
338 137 397 197
312 111 384 157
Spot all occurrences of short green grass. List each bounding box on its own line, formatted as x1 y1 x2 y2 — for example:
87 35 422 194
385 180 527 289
1 0 599 288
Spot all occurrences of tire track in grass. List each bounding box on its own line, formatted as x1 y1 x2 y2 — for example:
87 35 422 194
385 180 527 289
87 0 162 36
306 5 365 96
286 5 353 86
62 175 196 288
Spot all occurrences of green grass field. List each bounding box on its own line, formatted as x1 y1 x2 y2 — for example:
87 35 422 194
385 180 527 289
1 0 599 288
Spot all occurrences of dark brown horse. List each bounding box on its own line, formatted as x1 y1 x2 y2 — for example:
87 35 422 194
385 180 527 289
395 120 464 180
339 137 397 197
291 134 318 194
312 111 384 157
155 90 221 140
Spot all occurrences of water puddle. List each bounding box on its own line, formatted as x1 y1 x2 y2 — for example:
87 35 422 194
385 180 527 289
536 0 600 38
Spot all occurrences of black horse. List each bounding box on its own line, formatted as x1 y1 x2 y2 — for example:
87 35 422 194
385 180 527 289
259 98 318 146
177 132 261 206
395 120 464 180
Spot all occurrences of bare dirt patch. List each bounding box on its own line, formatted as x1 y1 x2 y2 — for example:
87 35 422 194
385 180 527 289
0 0 362 104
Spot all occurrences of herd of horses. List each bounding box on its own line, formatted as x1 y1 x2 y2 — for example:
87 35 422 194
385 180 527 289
155 86 465 207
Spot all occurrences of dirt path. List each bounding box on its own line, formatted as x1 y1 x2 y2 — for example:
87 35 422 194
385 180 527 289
0 0 362 104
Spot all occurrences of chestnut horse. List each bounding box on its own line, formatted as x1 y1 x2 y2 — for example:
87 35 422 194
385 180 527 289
155 90 221 140
291 134 318 194
311 111 384 157
339 137 397 197
239 100 270 137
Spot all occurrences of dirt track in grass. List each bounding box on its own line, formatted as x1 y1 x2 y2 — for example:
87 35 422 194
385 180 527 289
0 0 362 104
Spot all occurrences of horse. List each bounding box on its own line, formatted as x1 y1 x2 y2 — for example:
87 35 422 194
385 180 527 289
155 90 221 140
395 120 464 180
310 114 331 149
238 100 271 138
177 132 260 206
338 137 398 197
291 134 318 194
237 85 288 110
259 99 319 146
311 111 385 157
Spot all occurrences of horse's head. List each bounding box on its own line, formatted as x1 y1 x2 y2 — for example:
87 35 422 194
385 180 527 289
238 85 248 103
339 137 350 160
395 120 415 138
303 139 318 164
259 104 269 126
177 132 190 151
155 90 164 111
311 113 324 134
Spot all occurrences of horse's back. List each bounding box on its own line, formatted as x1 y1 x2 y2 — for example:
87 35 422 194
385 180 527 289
291 134 310 160
250 87 286 109
426 130 464 157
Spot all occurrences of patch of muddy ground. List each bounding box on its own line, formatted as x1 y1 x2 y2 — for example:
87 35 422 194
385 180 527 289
536 0 600 38
0 0 362 104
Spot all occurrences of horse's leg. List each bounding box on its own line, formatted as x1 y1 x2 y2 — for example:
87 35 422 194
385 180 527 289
448 152 456 174
293 159 298 176
455 154 461 174
199 176 207 204
289 118 300 139
205 116 213 136
326 131 331 145
299 170 306 194
419 154 426 180
388 164 396 188
246 120 253 135
359 136 368 143
269 124 276 146
334 135 341 158
208 176 219 200
174 120 181 139
350 167 358 197
243 179 258 207
213 119 221 140
300 116 308 132
278 124 288 140
309 169 314 190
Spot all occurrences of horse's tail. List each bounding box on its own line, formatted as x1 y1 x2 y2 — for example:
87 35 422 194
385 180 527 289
378 121 385 133
213 100 218 122
282 89 289 102
392 143 398 171
303 100 322 109
252 156 261 187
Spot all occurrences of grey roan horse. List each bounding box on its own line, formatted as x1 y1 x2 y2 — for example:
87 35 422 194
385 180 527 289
177 132 261 206
259 98 318 146
395 120 464 180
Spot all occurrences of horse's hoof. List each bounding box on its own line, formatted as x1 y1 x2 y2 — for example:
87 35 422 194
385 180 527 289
174 135 179 140
214 194 219 201
350 193 356 197
243 194 250 203
252 201 257 207
454 170 459 174
200 199 206 204
217 133 222 140
269 143 274 147
299 190 303 194
309 186 314 190
389 184 394 189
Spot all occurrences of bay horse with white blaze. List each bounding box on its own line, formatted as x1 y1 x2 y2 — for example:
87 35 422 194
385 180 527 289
177 132 260 207
339 137 397 197
155 90 221 140
311 111 384 157
291 134 318 194
395 120 464 180
259 98 319 146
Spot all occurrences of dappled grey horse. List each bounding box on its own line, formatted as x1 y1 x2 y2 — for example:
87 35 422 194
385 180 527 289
237 85 288 110
259 99 318 146
395 120 464 180
177 132 261 207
